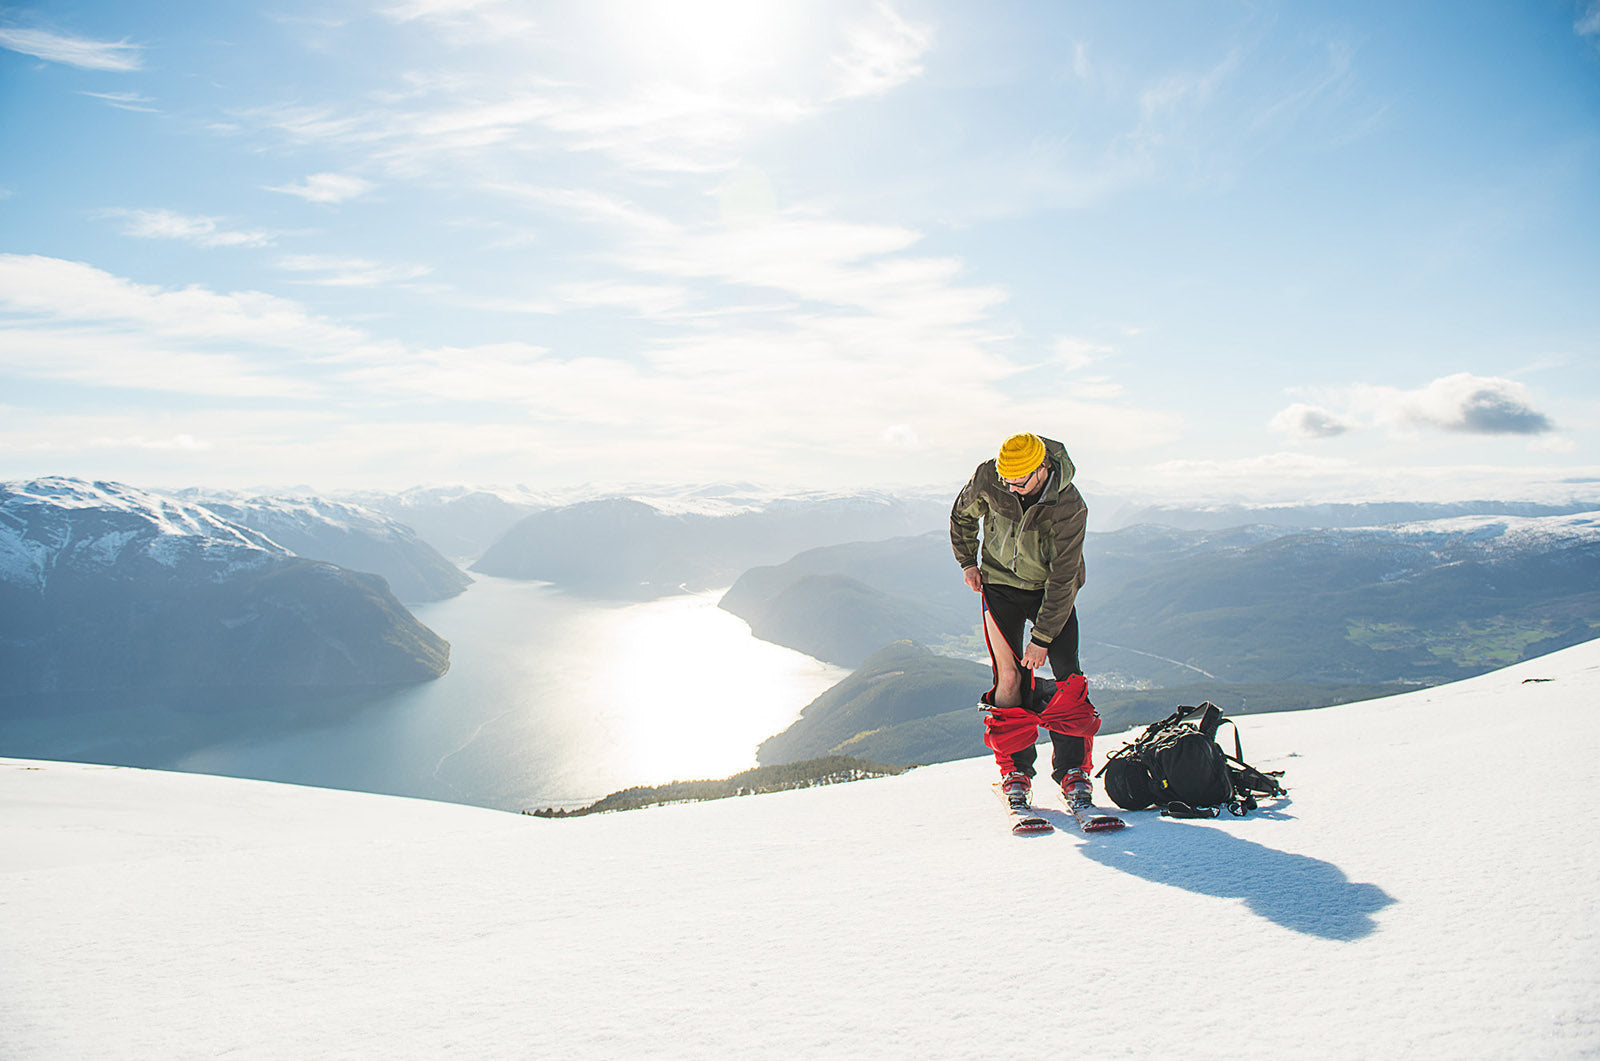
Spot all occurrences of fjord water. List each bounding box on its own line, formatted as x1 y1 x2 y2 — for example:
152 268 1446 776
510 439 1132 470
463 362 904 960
169 575 849 812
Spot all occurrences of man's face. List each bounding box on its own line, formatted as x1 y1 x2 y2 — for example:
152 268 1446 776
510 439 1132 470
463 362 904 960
1003 463 1045 497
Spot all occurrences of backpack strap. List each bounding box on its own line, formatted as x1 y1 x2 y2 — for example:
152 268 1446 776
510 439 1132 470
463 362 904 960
1215 717 1287 799
1214 715 1245 761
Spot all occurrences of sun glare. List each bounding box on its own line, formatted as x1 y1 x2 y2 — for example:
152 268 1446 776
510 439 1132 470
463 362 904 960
598 0 810 88
600 591 846 785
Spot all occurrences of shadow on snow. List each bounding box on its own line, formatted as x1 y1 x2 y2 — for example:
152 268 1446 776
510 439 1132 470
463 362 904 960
1070 806 1395 941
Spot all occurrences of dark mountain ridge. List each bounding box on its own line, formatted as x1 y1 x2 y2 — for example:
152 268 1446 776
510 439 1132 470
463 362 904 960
0 478 450 695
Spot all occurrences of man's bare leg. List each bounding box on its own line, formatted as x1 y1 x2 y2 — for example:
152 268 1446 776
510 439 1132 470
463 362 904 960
985 607 1025 708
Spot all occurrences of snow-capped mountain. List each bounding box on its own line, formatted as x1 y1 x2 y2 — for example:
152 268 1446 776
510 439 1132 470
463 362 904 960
0 476 287 592
0 478 450 693
183 490 472 603
4 639 1595 1058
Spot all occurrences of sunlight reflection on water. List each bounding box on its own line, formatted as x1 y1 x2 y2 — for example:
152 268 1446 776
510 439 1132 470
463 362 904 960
175 577 848 813
598 591 850 787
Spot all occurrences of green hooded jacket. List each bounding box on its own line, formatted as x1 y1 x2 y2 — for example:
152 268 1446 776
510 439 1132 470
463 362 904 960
949 436 1088 647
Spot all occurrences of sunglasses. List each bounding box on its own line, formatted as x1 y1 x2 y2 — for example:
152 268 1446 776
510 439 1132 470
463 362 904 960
1001 465 1043 488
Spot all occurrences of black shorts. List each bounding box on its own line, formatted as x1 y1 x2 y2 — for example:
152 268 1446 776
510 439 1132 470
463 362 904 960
981 582 1081 678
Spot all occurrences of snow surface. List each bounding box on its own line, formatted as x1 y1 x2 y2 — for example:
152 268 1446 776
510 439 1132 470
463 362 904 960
4 642 1599 1058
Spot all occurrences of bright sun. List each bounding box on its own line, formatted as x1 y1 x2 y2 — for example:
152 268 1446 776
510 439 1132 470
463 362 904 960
597 0 812 88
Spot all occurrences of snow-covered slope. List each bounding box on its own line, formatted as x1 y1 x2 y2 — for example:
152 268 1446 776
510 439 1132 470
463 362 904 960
4 642 1598 1058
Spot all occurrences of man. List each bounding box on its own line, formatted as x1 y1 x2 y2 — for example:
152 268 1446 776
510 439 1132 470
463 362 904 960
950 432 1100 808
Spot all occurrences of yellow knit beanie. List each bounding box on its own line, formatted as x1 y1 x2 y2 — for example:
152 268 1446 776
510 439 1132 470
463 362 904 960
996 433 1046 479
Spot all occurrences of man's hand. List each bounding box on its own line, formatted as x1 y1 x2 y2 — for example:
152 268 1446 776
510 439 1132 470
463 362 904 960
1020 642 1049 670
963 567 983 593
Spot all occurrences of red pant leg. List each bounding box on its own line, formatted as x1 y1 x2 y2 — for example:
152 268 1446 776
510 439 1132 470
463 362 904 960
982 704 1039 774
1037 673 1100 773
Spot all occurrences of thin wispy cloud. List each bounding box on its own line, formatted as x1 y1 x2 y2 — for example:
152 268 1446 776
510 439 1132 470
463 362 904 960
79 90 158 113
377 0 536 42
551 281 692 317
829 3 933 100
101 208 276 249
240 5 926 179
264 173 374 204
85 432 213 452
0 254 369 354
0 327 320 399
1054 337 1116 372
0 25 143 71
1577 2 1600 38
274 254 432 287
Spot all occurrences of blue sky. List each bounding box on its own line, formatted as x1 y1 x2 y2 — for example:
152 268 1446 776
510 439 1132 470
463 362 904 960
2 0 1598 503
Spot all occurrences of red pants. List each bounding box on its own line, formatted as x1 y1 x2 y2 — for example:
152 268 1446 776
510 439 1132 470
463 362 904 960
982 672 1100 782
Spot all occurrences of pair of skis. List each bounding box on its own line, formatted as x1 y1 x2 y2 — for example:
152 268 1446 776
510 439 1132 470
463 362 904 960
997 782 1125 835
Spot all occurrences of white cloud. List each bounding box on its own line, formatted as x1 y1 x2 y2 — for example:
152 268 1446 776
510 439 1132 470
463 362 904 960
102 208 275 249
622 210 1005 328
84 433 213 452
551 281 691 317
264 173 375 204
1278 374 1556 441
1368 373 1555 436
0 26 142 71
0 327 320 399
237 4 929 179
1054 337 1114 372
274 254 432 287
0 255 369 350
0 255 380 397
882 424 920 448
378 0 536 42
1270 402 1354 440
1577 2 1600 38
830 4 932 101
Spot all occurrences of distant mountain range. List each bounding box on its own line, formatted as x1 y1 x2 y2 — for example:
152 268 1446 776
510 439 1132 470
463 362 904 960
724 511 1600 684
736 509 1600 769
337 485 552 563
471 493 948 598
11 475 1599 781
0 478 451 695
183 490 471 603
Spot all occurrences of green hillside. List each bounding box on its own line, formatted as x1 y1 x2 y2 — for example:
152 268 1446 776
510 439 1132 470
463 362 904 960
760 643 1408 769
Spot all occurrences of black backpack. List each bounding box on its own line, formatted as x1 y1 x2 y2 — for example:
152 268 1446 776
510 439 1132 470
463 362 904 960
1099 702 1286 818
